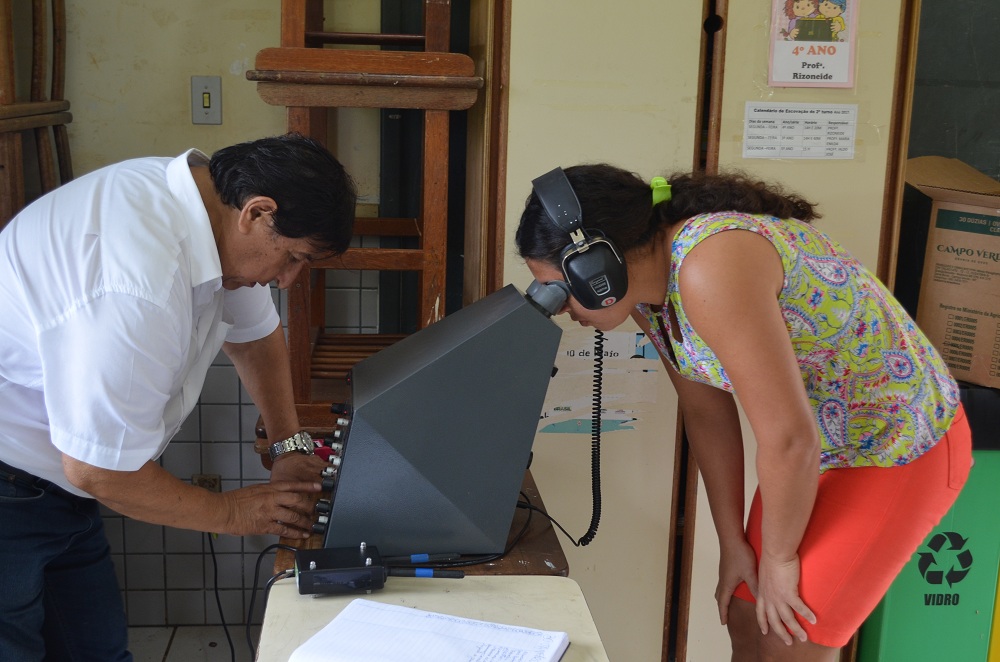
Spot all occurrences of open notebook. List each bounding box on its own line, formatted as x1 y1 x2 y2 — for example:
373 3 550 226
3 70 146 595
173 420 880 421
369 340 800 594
289 598 569 662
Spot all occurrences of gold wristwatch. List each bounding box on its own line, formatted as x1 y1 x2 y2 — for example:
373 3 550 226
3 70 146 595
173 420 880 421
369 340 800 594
268 431 315 462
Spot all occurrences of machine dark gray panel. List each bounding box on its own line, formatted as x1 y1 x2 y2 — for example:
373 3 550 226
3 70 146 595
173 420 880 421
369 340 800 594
323 285 562 556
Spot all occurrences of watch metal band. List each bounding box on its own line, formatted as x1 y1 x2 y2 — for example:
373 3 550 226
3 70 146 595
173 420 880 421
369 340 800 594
268 431 315 462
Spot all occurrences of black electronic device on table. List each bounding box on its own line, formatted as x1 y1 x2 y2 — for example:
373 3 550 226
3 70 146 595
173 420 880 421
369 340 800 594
315 283 566 557
295 544 387 595
295 543 466 595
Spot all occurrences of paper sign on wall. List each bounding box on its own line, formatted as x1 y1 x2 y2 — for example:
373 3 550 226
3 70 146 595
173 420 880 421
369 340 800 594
743 102 857 160
769 0 859 88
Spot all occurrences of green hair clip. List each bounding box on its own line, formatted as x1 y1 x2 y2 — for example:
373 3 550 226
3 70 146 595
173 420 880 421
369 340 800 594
650 176 672 205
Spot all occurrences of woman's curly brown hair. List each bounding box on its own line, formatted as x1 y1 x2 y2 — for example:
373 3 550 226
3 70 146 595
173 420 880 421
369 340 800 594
516 164 820 264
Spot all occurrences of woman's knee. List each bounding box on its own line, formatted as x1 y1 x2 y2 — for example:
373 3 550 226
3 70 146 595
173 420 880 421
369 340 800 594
727 598 761 660
757 629 839 662
727 599 840 662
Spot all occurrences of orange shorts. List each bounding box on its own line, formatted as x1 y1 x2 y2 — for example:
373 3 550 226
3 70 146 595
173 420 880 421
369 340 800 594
732 404 972 648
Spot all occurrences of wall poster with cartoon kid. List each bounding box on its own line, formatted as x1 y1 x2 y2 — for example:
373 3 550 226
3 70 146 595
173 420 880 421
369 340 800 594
769 0 859 88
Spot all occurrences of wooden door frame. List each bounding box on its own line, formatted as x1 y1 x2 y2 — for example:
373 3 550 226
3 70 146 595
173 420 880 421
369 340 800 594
464 0 510 304
660 3 729 660
877 0 922 286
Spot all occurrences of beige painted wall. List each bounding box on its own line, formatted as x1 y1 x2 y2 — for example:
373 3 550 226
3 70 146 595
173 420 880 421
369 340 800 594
59 0 378 198
686 3 905 659
504 2 704 660
60 2 283 174
714 3 901 267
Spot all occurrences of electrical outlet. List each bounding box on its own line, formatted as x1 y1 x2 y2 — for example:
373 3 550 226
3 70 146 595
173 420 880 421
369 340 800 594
192 473 222 492
190 75 222 125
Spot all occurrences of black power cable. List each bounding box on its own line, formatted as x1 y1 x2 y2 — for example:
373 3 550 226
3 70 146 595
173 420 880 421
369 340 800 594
246 543 298 658
206 533 236 662
427 490 534 569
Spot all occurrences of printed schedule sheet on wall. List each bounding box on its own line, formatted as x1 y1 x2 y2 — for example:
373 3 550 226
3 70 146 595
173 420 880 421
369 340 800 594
743 101 858 160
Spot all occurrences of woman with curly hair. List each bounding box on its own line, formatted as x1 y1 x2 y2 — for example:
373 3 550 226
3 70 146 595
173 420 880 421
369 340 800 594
516 164 971 661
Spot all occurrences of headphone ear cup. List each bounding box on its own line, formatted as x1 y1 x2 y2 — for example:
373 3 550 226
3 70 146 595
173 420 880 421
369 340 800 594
531 167 628 309
561 239 628 310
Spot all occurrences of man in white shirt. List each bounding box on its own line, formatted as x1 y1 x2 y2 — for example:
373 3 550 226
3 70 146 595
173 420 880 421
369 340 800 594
0 134 357 660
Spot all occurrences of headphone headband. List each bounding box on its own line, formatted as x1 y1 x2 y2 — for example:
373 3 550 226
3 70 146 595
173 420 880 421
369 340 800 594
531 168 583 236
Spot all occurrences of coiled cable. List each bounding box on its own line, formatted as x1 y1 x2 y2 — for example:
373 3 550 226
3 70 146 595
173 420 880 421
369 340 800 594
577 329 604 546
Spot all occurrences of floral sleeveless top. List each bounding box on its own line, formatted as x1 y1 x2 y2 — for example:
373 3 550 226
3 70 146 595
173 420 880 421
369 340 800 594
636 212 959 472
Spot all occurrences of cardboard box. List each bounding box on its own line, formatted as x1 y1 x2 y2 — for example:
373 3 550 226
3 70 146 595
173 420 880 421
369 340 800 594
905 156 1000 388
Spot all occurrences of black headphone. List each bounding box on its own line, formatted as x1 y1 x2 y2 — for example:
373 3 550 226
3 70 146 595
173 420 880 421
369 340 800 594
531 167 628 310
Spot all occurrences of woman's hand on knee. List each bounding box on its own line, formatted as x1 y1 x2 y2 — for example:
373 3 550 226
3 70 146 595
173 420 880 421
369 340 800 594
716 537 759 625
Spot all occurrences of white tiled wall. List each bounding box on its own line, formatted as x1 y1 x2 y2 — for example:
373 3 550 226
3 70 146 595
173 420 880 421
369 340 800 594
103 237 380 627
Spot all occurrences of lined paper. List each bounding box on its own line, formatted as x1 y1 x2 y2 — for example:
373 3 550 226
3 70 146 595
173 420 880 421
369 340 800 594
289 598 569 662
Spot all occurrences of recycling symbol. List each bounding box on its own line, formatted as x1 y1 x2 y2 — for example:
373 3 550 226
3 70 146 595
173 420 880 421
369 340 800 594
917 531 973 587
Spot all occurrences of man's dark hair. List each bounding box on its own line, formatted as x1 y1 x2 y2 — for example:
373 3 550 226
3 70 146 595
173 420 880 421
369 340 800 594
209 133 357 255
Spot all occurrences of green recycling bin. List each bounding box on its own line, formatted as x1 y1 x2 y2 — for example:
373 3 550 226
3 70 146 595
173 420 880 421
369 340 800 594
858 385 1000 661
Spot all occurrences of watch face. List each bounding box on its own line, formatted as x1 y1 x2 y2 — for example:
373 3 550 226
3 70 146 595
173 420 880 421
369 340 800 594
296 432 314 452
269 432 314 460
